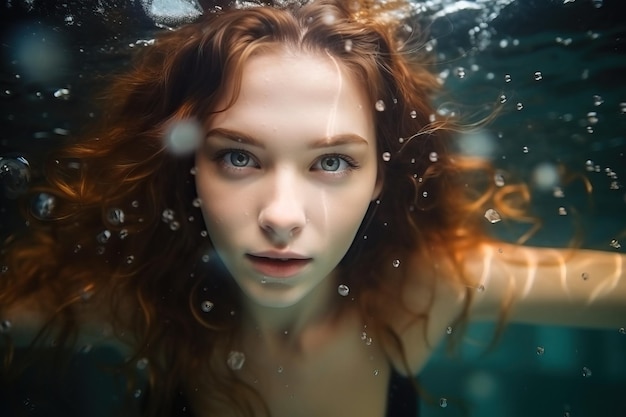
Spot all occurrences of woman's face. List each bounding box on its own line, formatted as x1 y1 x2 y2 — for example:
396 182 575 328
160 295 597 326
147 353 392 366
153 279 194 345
195 50 381 308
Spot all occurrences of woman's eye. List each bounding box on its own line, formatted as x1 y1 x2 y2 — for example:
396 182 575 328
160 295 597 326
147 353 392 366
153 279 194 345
314 155 357 173
221 150 256 168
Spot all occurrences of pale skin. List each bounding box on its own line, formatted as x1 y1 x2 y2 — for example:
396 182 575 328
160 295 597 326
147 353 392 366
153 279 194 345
5 49 626 417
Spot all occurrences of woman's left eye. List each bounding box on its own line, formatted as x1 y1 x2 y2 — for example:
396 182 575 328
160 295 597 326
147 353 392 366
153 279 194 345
313 155 358 173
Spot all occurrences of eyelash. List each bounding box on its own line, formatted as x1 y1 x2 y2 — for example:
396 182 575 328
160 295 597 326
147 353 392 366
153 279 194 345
211 148 360 176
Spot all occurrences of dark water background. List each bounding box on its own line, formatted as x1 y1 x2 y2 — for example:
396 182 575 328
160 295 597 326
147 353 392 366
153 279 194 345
1 1 625 416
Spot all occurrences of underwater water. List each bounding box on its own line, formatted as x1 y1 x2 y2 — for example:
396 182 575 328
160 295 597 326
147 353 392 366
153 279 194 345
1 0 625 417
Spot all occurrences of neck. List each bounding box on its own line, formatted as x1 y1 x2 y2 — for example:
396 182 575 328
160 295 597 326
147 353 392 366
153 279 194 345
241 272 340 351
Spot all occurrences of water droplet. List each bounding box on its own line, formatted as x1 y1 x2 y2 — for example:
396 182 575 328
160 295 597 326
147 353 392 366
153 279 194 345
392 259 400 268
344 39 353 52
429 152 438 162
446 326 453 334
499 94 507 104
30 192 56 220
381 152 391 162
136 358 149 370
338 284 350 296
53 88 71 100
484 208 502 224
106 208 125 226
536 346 545 355
96 230 112 244
162 209 175 223
227 351 246 370
609 239 621 249
582 366 592 377
534 71 543 81
375 100 386 112
0 320 12 334
558 207 567 216
516 102 524 111
439 398 448 408
454 67 466 79
581 272 589 281
504 74 511 83
410 110 417 119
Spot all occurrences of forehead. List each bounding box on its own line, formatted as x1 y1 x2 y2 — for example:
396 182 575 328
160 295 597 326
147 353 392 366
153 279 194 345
209 49 375 141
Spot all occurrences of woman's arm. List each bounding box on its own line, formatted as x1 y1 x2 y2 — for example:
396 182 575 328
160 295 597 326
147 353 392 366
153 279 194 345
467 242 625 329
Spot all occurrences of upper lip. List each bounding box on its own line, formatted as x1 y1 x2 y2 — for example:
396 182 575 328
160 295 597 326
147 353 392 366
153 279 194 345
247 251 311 260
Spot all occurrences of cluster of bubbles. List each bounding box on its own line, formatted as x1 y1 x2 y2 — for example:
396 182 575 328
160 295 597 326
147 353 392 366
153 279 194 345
162 208 180 231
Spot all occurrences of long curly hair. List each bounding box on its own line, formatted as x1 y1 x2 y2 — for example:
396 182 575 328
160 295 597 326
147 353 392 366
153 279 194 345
1 0 523 415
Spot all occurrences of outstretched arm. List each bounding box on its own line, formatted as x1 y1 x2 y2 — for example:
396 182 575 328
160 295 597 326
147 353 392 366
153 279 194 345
467 242 625 329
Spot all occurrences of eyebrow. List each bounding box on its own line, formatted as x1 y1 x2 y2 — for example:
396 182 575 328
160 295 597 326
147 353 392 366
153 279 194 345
205 128 369 149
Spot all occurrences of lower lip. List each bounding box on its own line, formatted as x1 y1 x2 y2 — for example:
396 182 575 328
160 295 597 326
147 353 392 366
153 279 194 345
246 255 311 278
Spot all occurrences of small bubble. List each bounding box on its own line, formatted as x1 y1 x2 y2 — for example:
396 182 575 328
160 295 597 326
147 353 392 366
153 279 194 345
53 88 71 100
446 326 453 334
131 200 140 208
484 208 502 224
516 102 524 111
392 259 400 268
620 102 626 114
136 358 149 370
618 327 625 334
96 230 112 244
429 152 438 162
106 208 125 226
192 198 202 208
375 100 386 112
410 110 417 119
609 239 621 249
558 207 567 216
227 350 246 370
553 187 565 198
0 320 12 334
344 39 353 52
494 172 505 187
536 346 545 355
338 284 350 296
422 191 428 198
534 71 543 81
189 166 197 175
31 193 56 220
201 300 214 312
133 389 142 399
119 229 129 239
522 146 529 153
277 366 284 374
504 74 511 83
499 94 507 104
373 369 380 376
162 209 175 223
582 366 592 377
439 398 448 408
201 254 210 263
169 221 180 231
454 67 466 79
382 152 391 162
125 255 134 264
587 111 598 124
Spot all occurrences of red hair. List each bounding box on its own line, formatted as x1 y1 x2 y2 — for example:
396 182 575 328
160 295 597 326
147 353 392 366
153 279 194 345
1 1 520 415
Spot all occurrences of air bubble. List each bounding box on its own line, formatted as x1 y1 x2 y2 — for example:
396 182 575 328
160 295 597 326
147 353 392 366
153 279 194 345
454 67 466 79
375 100 386 112
504 74 511 83
619 327 625 334
169 221 180 231
162 209 175 223
119 229 129 239
609 239 621 249
536 346 545 355
428 152 438 162
392 259 400 268
96 230 112 244
277 366 284 374
0 156 31 198
106 208 125 226
201 254 210 263
31 193 56 220
592 95 604 106
499 94 507 104
53 88 71 100
373 369 379 376
439 398 448 408
558 207 567 216
0 320 12 334
446 326 453 334
516 102 524 111
587 112 598 125
344 39 353 52
126 255 134 264
582 366 592 377
338 284 350 297
381 152 391 162
227 351 246 370
619 102 626 114
484 208 502 224
534 71 543 81
410 110 417 119
494 172 505 187
523 146 529 153
200 300 214 313
136 358 149 370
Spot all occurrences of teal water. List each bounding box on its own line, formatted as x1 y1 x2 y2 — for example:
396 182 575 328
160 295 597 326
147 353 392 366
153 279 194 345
1 1 625 416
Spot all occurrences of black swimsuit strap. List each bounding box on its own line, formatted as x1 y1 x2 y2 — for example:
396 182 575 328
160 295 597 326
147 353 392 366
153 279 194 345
385 368 419 417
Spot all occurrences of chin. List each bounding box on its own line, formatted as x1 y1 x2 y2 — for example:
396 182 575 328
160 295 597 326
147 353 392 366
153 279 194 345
243 283 309 308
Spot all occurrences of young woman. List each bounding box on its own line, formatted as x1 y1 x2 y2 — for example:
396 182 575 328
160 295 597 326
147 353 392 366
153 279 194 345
1 1 624 416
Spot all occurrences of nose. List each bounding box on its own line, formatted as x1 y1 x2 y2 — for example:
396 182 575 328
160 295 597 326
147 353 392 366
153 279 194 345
258 170 307 244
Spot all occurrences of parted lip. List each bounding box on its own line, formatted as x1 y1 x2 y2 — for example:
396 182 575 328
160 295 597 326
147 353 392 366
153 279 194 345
247 251 312 260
